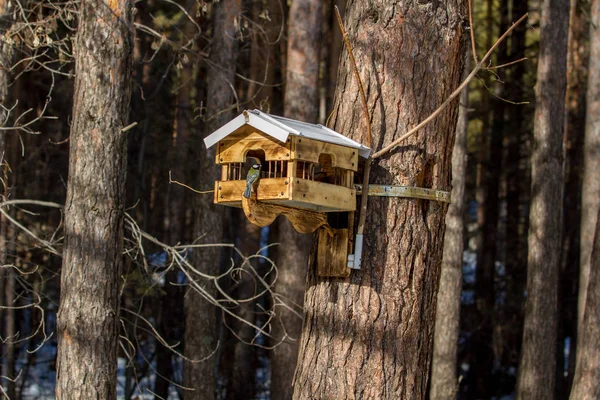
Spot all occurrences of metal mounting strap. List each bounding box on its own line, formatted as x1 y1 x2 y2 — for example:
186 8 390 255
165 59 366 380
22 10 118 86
354 184 451 204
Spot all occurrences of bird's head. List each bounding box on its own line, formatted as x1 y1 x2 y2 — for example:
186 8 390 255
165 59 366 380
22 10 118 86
252 163 261 170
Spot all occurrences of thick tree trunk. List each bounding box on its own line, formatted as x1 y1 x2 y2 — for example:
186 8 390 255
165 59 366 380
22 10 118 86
55 0 133 398
578 0 600 346
292 1 466 399
516 0 569 398
569 208 600 400
184 1 240 399
430 54 468 400
271 1 322 399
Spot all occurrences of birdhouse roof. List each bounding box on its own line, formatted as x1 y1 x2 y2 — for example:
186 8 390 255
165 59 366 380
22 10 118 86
204 109 371 158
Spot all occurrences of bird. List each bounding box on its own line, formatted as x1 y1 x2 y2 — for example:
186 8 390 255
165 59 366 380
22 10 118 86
243 163 262 198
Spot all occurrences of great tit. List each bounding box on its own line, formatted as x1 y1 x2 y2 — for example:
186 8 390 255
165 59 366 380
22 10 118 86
243 163 262 198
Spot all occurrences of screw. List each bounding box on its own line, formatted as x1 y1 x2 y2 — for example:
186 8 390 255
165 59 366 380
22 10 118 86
303 194 306 197
297 180 300 183
220 158 223 162
285 181 289 185
281 192 284 196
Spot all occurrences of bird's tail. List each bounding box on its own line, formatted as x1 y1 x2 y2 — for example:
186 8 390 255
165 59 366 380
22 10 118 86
243 185 252 198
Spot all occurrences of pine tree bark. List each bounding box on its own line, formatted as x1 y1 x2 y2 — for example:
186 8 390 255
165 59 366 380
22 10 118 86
516 0 569 398
271 1 322 399
292 1 466 398
569 208 600 400
184 1 240 399
55 0 133 398
578 0 600 345
430 53 468 400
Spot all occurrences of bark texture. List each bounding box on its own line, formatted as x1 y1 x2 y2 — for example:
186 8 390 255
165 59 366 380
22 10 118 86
570 209 600 400
184 1 240 399
558 0 590 394
578 0 600 341
430 54 468 400
516 0 569 397
271 1 322 398
292 1 466 399
55 0 133 398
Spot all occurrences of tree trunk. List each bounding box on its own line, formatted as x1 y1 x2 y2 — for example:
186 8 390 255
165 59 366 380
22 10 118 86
516 0 569 398
153 5 198 399
271 1 322 399
292 1 466 398
503 0 529 380
569 208 600 400
184 1 240 399
470 1 497 394
55 0 133 397
0 4 13 393
558 0 590 394
430 53 469 400
578 0 600 347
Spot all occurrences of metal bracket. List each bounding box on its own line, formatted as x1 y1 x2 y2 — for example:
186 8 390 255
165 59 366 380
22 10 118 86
347 234 363 270
354 184 451 203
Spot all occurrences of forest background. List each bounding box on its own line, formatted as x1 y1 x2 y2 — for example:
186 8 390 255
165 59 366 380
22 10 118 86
0 0 599 399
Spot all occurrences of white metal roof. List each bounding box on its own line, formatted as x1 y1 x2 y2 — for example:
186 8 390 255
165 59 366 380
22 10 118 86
203 109 371 158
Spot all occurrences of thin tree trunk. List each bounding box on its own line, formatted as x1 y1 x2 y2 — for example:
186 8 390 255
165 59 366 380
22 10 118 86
569 208 600 400
0 3 12 390
471 1 497 394
503 0 529 380
558 0 590 394
430 53 469 400
292 1 466 398
184 1 240 399
55 0 133 397
578 0 600 346
271 1 322 399
153 6 198 399
516 0 569 397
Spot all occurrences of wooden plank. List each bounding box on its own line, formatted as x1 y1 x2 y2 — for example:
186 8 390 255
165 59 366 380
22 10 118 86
289 178 356 211
317 228 350 277
216 126 291 163
291 136 358 171
215 178 291 205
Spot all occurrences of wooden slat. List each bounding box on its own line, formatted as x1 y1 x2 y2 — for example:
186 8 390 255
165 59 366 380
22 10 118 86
317 228 350 277
289 178 356 211
215 178 291 205
291 136 358 171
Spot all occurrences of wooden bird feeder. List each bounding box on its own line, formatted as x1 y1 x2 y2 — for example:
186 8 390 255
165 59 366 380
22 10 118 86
204 109 371 277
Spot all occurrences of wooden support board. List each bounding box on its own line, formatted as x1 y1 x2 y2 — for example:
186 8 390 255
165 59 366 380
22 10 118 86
317 228 350 277
291 136 359 171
